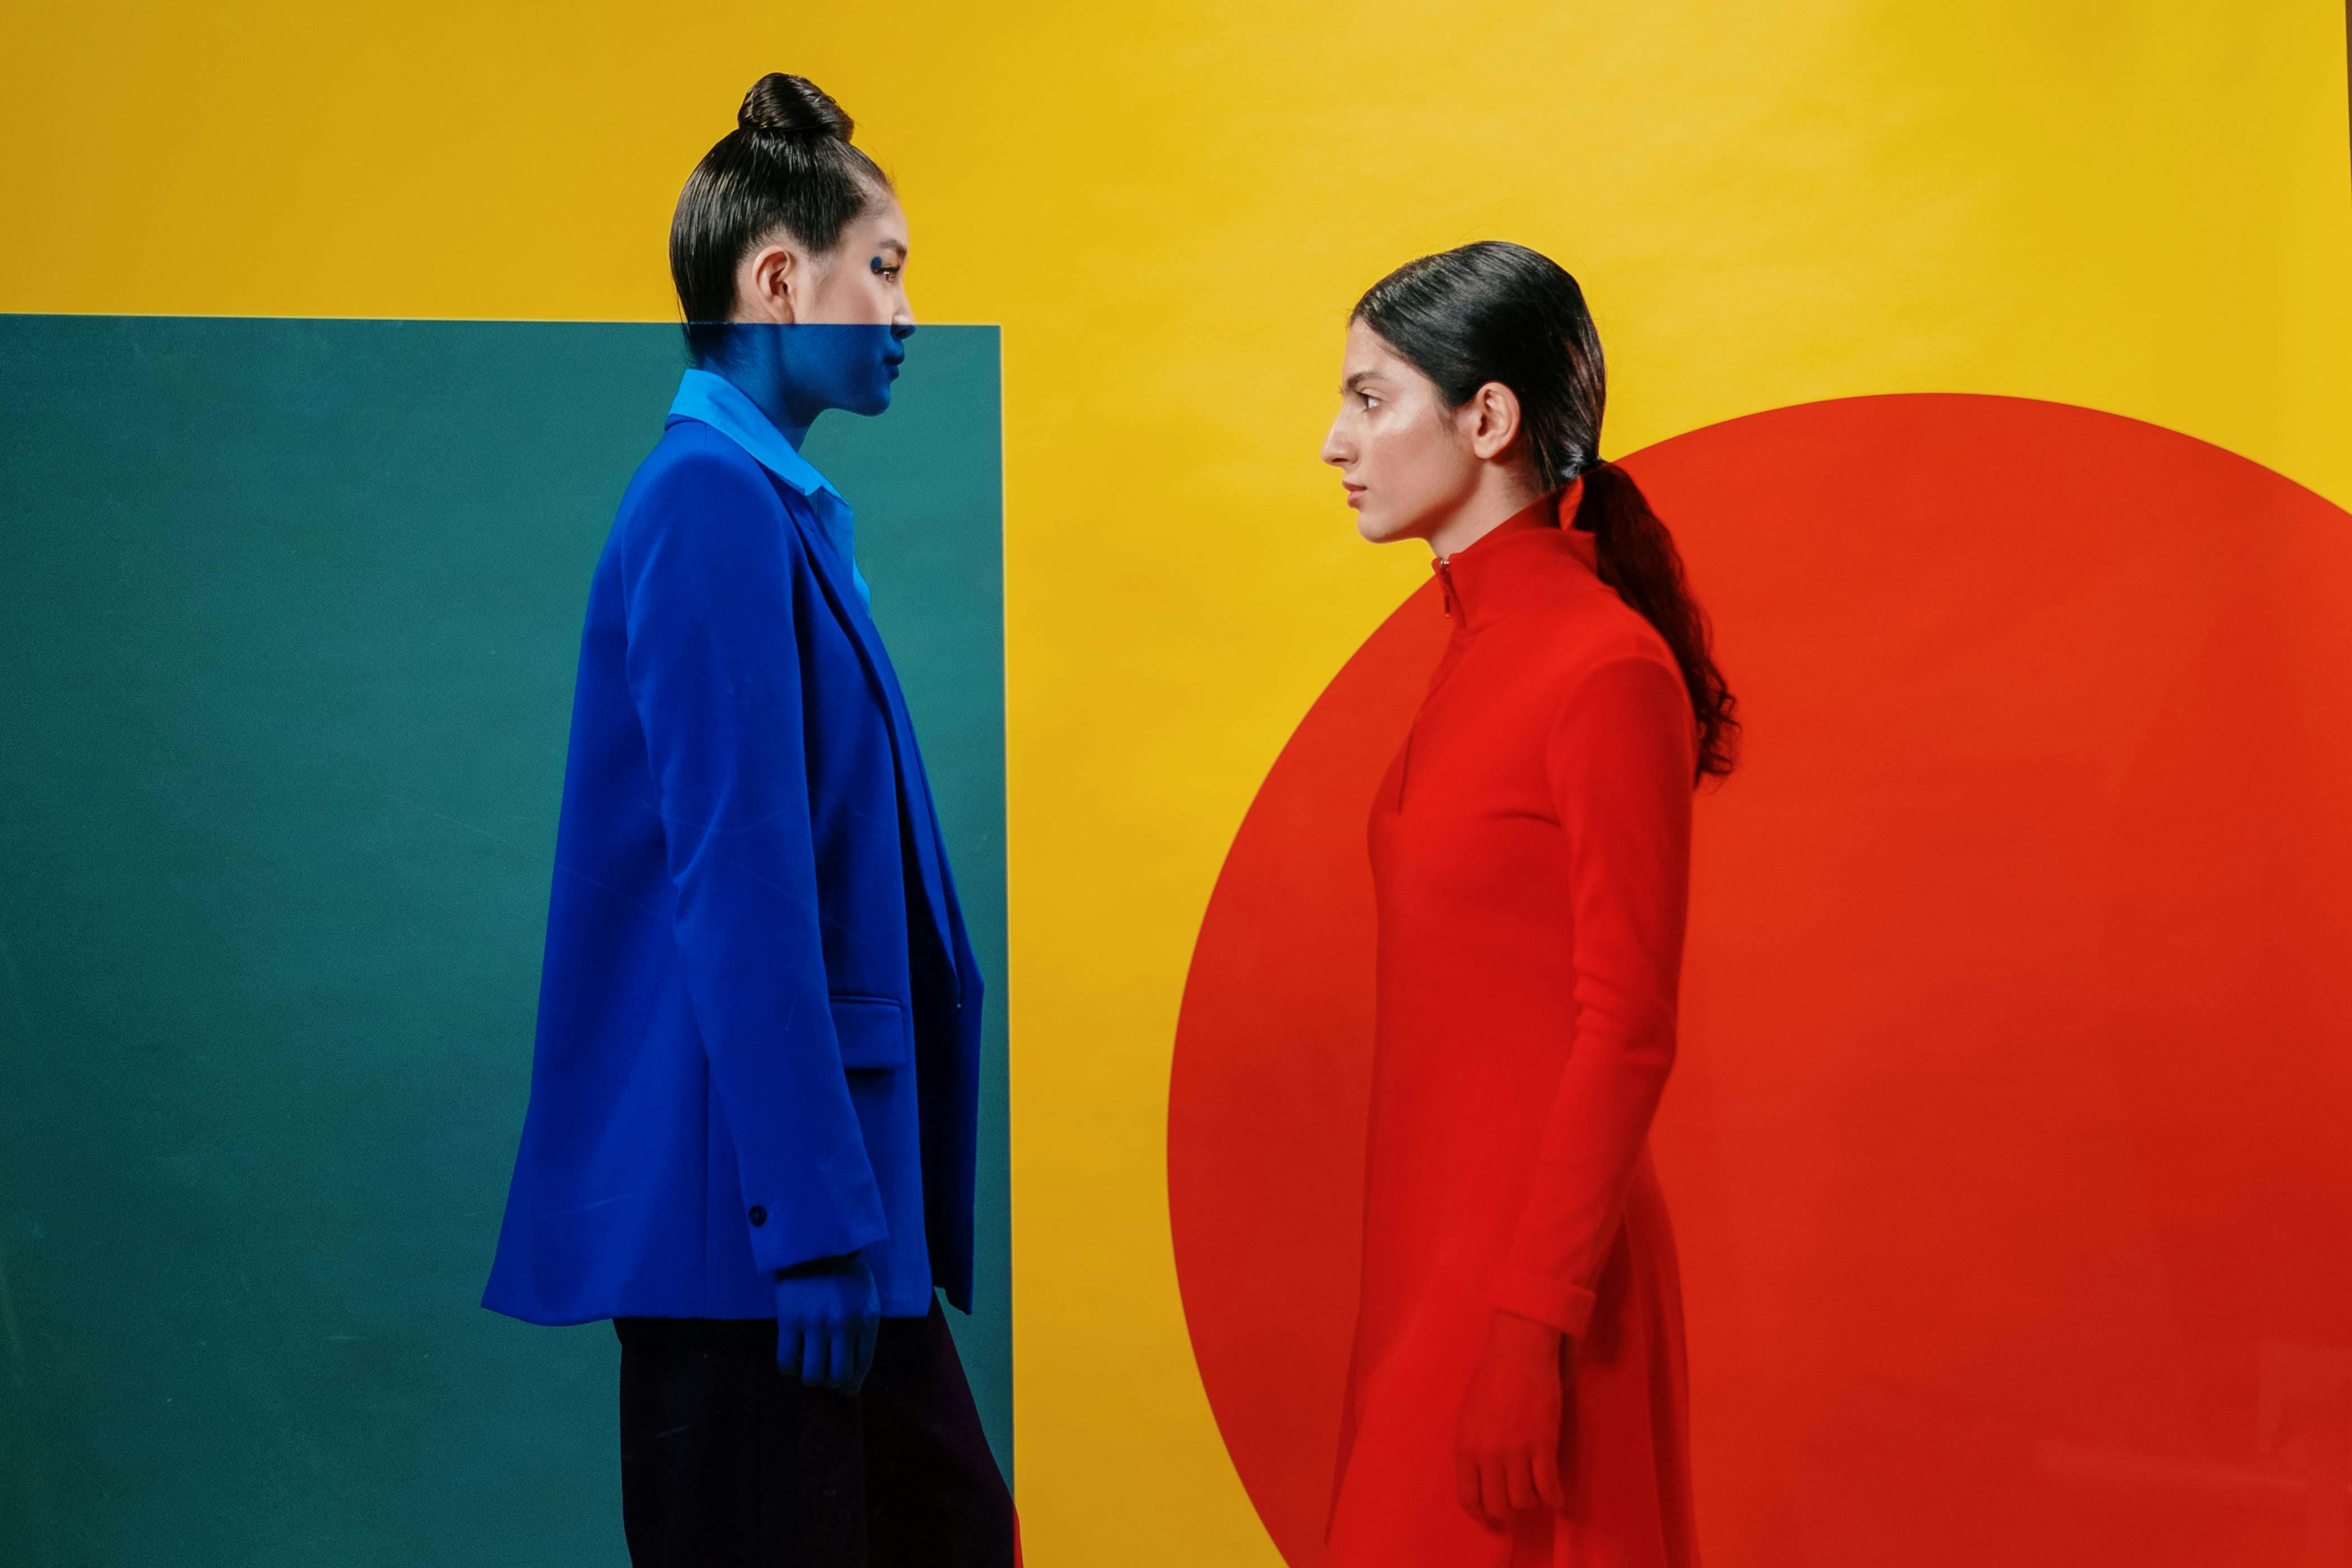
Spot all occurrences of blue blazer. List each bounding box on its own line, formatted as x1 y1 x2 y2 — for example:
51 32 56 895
484 398 982 1324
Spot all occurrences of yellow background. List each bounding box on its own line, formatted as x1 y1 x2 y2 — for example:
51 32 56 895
6 3 2347 1561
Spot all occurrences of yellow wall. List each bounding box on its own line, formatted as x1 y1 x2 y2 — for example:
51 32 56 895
6 3 2346 1561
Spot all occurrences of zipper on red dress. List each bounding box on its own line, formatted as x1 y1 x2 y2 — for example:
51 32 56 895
1398 557 1472 814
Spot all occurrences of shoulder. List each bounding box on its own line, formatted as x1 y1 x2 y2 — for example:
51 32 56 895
1546 635 1694 774
1514 586 1692 757
623 420 787 517
1513 554 1683 698
1572 611 1682 694
615 421 811 564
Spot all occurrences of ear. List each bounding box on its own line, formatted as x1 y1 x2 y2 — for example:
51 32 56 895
736 241 801 325
1463 381 1523 463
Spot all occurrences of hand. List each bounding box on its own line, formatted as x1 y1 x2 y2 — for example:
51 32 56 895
773 1251 881 1394
1455 1309 1571 1530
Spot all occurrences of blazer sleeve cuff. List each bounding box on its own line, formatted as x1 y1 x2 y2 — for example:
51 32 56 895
742 1185 890 1278
1490 1263 1599 1338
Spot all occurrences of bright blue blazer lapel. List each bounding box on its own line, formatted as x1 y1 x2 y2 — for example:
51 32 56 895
659 384 963 996
773 476 963 999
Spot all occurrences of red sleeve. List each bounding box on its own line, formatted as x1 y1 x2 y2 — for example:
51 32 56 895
1488 654 1697 1336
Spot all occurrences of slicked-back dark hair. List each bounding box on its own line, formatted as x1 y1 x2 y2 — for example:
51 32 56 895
1355 241 1740 782
669 73 891 363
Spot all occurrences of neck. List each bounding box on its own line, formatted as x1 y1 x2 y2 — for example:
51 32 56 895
703 330 819 449
1425 466 1544 559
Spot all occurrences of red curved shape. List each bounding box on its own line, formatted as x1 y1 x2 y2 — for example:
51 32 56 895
1169 393 2352 1568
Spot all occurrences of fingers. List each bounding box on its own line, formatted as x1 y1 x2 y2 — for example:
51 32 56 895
779 1318 878 1392
847 1315 879 1397
1456 1453 1489 1528
1504 1452 1539 1514
1478 1457 1513 1529
1533 1436 1567 1514
827 1325 855 1393
1462 1448 1560 1529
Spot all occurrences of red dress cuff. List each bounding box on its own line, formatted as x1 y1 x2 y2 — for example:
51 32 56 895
1490 1263 1598 1338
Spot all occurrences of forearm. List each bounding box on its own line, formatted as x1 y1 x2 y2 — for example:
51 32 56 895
1499 652 1696 1334
1490 1015 1674 1334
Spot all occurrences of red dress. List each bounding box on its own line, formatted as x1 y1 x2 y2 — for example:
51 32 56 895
1326 483 1700 1568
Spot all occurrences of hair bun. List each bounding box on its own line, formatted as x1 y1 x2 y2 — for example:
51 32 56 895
737 73 853 141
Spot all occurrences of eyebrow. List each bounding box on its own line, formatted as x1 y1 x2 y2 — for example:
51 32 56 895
1342 372 1384 393
875 239 908 260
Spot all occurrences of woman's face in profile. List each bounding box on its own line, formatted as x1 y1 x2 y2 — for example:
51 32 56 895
1321 320 1481 545
794 197 913 331
734 196 916 417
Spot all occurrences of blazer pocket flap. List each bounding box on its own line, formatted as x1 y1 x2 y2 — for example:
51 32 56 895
829 996 908 1071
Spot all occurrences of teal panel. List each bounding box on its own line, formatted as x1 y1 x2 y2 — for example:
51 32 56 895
0 316 1011 1567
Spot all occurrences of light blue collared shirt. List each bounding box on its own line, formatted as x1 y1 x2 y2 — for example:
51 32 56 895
669 367 872 607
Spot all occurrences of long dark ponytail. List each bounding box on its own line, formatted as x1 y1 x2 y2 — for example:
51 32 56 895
1353 241 1739 782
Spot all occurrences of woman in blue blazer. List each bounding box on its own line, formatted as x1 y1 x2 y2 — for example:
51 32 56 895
483 73 1012 1568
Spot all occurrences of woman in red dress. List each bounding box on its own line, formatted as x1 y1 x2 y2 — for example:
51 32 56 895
1318 243 1737 1568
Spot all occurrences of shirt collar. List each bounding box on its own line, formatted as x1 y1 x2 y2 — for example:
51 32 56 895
667 368 842 500
667 368 871 609
1432 480 1596 628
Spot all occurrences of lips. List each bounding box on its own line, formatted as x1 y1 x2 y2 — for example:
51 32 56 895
1343 483 1365 508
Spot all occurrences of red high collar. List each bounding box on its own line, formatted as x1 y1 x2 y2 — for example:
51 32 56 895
1431 480 1597 627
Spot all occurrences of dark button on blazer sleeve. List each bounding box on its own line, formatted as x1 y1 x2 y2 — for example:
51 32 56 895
616 451 889 1277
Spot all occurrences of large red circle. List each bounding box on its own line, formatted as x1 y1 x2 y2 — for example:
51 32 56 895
1169 395 2352 1568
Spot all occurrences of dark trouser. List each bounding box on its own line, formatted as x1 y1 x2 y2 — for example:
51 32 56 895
614 1300 1015 1568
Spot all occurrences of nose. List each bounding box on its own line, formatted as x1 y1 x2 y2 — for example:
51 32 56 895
892 317 916 341
1319 414 1350 467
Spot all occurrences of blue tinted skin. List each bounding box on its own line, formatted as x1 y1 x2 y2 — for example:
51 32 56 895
697 312 914 447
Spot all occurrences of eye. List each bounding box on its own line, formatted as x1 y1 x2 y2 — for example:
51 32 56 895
1358 392 1381 410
